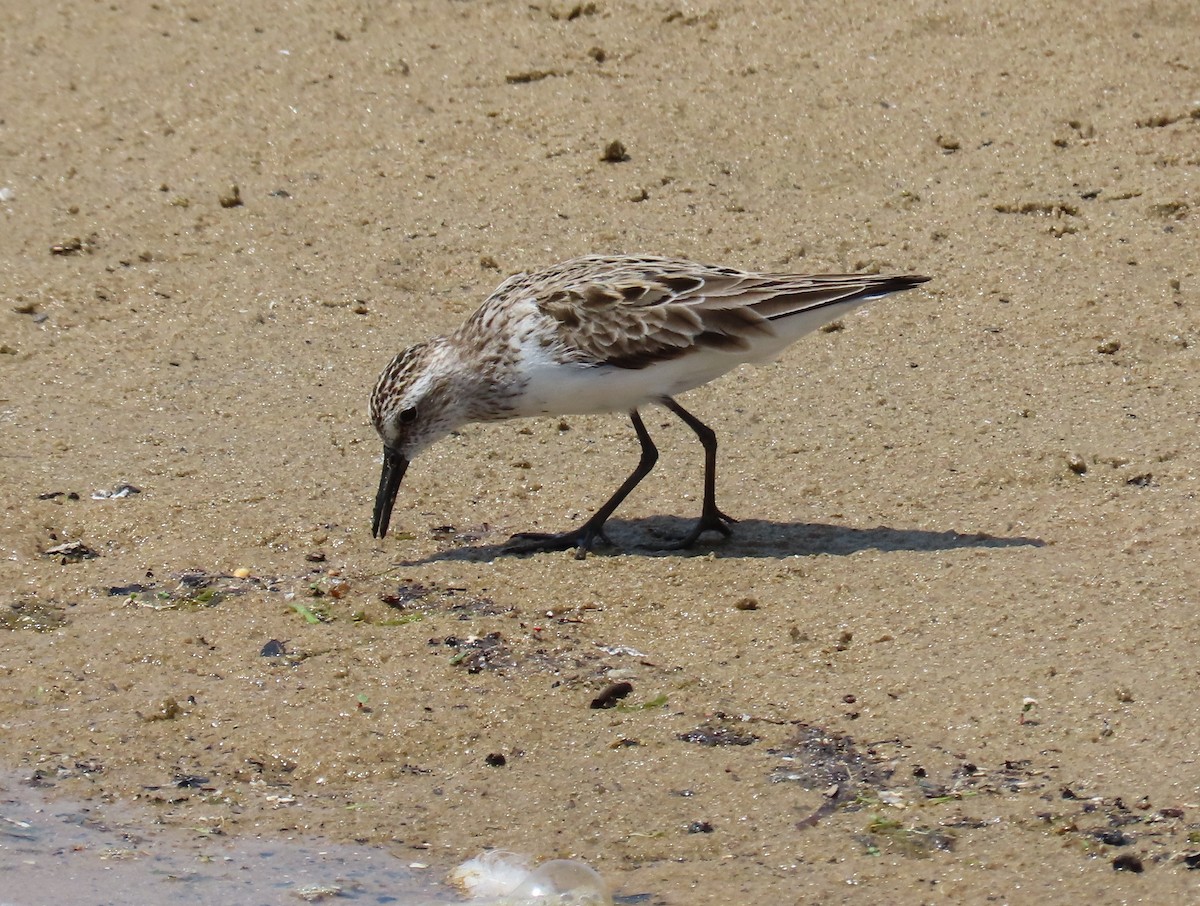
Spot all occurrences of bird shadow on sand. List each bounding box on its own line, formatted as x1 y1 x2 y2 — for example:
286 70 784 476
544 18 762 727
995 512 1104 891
387 517 1045 566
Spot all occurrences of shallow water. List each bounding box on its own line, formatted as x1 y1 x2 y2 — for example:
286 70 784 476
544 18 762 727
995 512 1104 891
0 774 446 906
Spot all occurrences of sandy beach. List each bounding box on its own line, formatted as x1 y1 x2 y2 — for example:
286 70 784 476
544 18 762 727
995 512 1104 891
2 1 1198 901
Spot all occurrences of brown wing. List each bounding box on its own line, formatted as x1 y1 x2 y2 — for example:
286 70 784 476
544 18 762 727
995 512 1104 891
531 256 928 369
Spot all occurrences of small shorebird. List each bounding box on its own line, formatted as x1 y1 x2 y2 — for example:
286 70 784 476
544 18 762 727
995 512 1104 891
370 255 929 557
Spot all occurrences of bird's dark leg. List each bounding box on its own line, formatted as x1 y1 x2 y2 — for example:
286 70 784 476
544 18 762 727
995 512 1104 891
660 396 736 548
505 409 659 559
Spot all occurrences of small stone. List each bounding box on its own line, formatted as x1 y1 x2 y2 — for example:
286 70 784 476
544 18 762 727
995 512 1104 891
734 597 758 611
1067 453 1088 475
43 540 98 562
50 237 83 255
218 185 243 208
1096 338 1121 354
1111 853 1143 873
600 140 630 163
590 681 633 709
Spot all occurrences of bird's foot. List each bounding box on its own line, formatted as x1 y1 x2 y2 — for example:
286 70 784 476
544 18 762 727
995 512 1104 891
503 523 614 560
662 507 737 550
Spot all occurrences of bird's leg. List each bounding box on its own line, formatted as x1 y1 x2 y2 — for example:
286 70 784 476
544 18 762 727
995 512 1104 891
505 409 659 559
660 396 736 548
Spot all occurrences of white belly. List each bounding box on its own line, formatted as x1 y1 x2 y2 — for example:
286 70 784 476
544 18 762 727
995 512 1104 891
513 340 790 415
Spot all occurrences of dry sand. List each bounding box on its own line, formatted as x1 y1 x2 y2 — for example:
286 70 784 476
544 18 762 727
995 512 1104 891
2 0 1199 902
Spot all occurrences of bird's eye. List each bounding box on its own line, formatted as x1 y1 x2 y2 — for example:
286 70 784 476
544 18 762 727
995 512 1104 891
398 406 418 424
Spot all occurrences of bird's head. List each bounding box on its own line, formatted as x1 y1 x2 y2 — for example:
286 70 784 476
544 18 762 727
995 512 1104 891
368 340 466 538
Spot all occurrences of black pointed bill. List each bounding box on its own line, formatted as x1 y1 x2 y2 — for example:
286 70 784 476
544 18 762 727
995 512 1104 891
372 446 409 539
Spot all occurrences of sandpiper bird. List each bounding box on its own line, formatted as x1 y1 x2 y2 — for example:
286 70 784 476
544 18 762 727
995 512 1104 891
370 255 929 557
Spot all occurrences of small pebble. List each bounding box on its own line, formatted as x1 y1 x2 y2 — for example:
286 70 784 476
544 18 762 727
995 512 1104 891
50 237 83 255
1112 853 1143 872
219 185 243 208
590 681 633 709
600 139 630 163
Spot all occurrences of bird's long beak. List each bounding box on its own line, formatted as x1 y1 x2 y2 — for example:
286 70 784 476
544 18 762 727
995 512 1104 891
372 446 409 539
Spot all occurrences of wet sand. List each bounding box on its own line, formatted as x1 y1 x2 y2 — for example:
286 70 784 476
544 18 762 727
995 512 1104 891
2 1 1199 902
0 770 438 905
